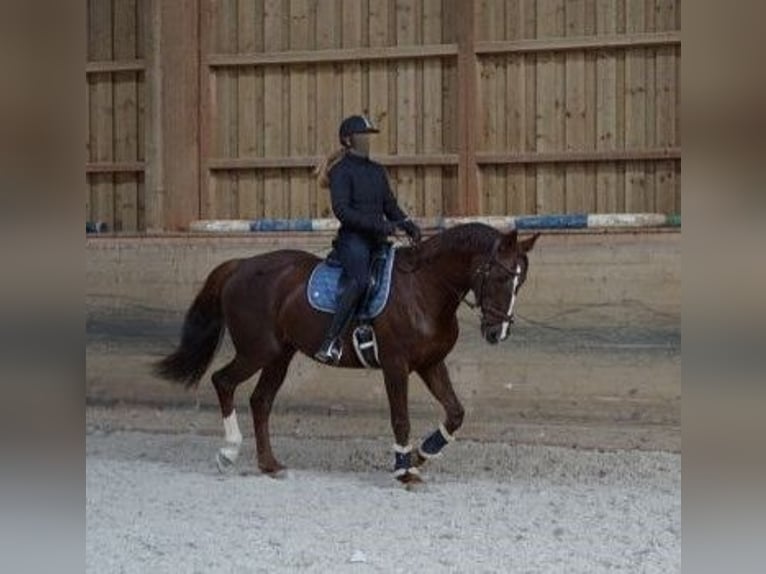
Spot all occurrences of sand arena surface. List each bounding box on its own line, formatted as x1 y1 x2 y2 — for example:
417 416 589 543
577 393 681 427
86 416 680 573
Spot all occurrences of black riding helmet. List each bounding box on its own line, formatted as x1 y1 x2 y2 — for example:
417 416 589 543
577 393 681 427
338 115 379 147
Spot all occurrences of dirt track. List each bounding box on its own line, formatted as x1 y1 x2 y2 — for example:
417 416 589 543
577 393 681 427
86 407 680 573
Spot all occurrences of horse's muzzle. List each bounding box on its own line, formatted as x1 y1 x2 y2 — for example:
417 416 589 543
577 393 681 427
482 324 503 345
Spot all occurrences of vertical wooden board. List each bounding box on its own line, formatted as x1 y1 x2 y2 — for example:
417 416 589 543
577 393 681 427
289 0 311 218
341 0 363 116
314 0 341 217
441 0 459 213
113 0 139 230
212 0 238 218
624 1 647 212
583 1 597 212
89 0 115 228
236 0 262 219
564 0 587 213
506 165 529 215
422 0 443 216
367 0 391 158
535 0 565 214
595 0 619 212
395 0 418 215
263 0 287 218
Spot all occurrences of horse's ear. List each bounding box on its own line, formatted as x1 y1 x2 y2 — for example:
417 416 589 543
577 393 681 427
518 232 540 253
501 229 518 251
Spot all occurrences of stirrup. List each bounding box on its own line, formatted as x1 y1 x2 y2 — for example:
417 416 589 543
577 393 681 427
315 339 343 364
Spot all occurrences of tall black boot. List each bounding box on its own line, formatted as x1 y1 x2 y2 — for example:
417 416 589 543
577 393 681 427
314 285 362 364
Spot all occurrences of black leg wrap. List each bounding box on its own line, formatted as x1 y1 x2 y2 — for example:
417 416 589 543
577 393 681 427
418 423 455 460
392 444 420 479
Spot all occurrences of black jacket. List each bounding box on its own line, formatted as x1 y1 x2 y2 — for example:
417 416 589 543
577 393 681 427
329 152 407 243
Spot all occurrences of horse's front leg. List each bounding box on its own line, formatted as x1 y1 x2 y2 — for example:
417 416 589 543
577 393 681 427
382 364 421 484
413 360 464 467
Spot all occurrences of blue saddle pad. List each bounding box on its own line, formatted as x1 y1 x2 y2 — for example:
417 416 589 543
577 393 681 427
307 246 397 319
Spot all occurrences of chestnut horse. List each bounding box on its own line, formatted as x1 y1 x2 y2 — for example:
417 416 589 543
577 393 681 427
155 223 539 483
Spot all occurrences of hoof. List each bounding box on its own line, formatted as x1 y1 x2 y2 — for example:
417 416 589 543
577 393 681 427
412 451 428 468
395 470 424 486
216 450 237 474
260 463 288 479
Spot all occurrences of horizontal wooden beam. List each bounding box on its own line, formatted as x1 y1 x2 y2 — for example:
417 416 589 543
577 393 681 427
207 44 458 68
86 60 146 74
207 154 459 170
205 150 679 171
476 148 681 164
86 162 146 173
475 32 680 56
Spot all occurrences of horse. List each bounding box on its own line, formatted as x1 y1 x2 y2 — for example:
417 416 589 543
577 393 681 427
154 223 540 484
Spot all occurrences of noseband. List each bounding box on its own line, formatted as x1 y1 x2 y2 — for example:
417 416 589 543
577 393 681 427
465 237 522 325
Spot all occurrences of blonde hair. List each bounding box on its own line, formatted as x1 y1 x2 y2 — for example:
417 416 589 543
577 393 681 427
314 148 346 188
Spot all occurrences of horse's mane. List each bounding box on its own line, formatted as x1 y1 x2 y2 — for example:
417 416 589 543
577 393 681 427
397 223 500 269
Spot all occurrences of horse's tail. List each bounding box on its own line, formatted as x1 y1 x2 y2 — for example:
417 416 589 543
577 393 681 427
154 259 242 388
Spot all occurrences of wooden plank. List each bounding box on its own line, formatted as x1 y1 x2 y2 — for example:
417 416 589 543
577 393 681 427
624 0 648 212
395 0 418 215
583 0 598 212
207 153 460 169
314 0 341 218
150 0 201 229
521 0 537 213
89 0 114 229
263 0 288 217
564 0 587 213
236 0 263 219
456 0 478 215
143 0 162 230
289 0 311 218
473 31 680 54
465 148 678 163
440 0 459 215
210 149 673 170
535 0 566 214
504 0 529 214
86 162 145 173
486 1 507 215
655 0 679 214
213 0 238 219
368 0 390 158
422 0 443 217
86 60 145 73
595 0 621 212
114 0 139 231
341 0 363 117
206 43 458 66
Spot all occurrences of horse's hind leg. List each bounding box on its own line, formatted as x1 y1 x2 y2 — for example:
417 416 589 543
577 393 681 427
249 348 296 476
413 360 465 467
212 355 258 472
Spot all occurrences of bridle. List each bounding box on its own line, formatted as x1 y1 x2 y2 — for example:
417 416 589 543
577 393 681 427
463 237 524 327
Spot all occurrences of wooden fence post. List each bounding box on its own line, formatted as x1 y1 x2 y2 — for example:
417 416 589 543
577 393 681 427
145 0 200 232
456 0 478 215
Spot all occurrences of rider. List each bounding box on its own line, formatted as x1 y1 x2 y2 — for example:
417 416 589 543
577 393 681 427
313 114 422 364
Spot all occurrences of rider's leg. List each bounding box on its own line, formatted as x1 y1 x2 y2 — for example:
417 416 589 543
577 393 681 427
314 236 371 363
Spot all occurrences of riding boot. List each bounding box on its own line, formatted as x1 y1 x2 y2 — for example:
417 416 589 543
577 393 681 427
314 285 363 364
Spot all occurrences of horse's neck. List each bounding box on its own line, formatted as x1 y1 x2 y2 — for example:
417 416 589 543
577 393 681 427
416 250 475 316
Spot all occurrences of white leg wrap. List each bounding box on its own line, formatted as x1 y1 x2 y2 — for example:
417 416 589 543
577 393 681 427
223 410 243 444
220 410 242 462
439 423 456 443
392 443 413 454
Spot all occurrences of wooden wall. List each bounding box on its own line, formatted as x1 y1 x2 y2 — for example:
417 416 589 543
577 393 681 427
86 0 680 231
86 0 146 232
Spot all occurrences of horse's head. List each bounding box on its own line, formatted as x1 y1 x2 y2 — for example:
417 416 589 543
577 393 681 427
471 230 540 345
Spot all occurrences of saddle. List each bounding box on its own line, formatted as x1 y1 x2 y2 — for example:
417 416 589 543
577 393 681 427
307 244 397 369
307 244 396 320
